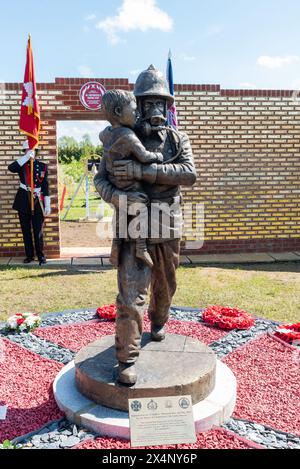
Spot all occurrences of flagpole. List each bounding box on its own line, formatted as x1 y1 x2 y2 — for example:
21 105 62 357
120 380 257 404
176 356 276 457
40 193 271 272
166 49 178 129
28 34 34 213
20 33 40 214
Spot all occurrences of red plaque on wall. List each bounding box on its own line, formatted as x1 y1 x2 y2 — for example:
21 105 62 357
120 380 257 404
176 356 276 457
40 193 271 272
79 82 106 110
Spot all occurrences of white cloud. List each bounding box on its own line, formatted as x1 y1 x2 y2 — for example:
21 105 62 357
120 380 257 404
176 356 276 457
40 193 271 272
97 0 173 45
239 82 257 89
257 55 300 69
78 65 94 77
85 14 97 21
180 54 196 62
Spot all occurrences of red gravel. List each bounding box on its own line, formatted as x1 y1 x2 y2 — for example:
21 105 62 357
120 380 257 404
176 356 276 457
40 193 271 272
164 318 227 343
74 427 258 450
0 339 64 441
34 320 116 352
224 334 300 436
34 316 227 352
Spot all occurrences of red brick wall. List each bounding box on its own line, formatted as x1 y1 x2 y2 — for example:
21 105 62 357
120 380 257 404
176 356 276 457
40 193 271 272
175 85 300 254
0 78 299 257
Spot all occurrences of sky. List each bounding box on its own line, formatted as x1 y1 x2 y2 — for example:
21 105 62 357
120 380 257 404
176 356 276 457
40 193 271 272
2 0 300 142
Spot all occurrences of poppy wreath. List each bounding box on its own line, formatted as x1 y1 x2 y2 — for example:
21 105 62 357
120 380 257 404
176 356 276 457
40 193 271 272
96 304 117 321
6 312 41 333
202 305 255 330
274 323 300 346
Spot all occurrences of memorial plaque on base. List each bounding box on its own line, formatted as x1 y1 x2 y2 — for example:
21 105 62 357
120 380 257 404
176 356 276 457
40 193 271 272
129 395 196 448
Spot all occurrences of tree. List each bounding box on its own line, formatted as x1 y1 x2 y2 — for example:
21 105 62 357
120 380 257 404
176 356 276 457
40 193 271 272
58 134 102 164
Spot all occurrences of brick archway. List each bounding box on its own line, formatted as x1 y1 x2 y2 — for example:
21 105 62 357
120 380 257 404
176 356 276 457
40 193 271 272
1 77 300 258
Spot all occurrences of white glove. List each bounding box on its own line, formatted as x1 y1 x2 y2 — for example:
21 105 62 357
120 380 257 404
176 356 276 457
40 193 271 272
17 150 35 167
44 196 51 216
26 150 35 160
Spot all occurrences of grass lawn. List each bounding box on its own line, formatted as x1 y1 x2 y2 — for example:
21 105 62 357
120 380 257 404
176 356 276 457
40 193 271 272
61 194 113 221
0 263 299 323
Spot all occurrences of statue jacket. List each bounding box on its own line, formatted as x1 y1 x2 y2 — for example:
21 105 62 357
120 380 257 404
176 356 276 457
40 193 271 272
94 128 197 242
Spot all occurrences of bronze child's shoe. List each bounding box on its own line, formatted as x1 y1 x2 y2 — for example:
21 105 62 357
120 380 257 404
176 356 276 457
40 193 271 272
151 324 166 342
136 239 153 268
117 362 137 385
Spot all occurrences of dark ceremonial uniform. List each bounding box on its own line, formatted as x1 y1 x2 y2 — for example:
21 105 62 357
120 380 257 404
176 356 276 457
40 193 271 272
8 158 49 261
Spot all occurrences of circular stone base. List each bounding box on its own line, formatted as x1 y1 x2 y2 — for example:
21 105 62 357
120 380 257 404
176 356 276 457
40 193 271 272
74 333 216 411
53 359 236 439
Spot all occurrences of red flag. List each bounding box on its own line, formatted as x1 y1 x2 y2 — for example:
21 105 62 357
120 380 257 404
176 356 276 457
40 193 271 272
19 35 40 149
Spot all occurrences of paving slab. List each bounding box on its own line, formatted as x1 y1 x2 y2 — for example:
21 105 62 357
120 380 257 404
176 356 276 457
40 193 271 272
187 253 276 264
237 253 274 263
8 258 38 266
0 257 11 265
187 254 245 264
179 255 191 264
101 257 113 267
268 252 300 261
72 257 102 266
46 259 72 265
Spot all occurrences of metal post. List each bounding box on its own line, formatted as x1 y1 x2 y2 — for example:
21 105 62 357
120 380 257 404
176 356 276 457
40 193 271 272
62 174 85 221
99 198 105 219
85 174 90 219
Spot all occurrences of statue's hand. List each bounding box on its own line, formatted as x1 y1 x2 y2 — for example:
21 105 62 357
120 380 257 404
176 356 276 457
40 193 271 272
113 160 142 181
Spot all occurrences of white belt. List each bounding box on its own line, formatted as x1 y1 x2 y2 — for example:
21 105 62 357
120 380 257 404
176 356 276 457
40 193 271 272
20 183 41 195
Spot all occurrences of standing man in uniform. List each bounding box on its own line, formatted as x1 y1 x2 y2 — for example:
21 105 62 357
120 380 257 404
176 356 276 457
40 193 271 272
94 65 197 385
8 141 51 265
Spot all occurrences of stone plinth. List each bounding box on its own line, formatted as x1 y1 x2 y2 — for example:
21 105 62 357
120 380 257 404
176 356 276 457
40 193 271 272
53 360 236 439
74 333 216 411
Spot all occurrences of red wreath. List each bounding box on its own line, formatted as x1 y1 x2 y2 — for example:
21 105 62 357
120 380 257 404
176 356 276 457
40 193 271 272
274 323 300 345
202 305 255 330
96 304 117 321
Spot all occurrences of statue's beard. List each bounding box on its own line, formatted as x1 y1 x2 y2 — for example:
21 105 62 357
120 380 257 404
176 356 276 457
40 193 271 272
135 113 167 136
149 115 166 127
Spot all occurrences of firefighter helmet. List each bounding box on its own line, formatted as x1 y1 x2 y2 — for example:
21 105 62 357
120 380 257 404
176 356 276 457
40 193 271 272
134 64 174 108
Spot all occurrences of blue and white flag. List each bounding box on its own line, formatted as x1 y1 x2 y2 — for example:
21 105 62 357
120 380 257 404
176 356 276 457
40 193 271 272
166 50 178 129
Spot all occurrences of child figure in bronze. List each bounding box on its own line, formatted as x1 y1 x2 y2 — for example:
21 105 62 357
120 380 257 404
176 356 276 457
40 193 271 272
100 89 163 268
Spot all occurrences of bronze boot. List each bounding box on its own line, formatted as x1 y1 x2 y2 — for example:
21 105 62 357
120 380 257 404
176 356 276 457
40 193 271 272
117 362 137 385
151 324 166 342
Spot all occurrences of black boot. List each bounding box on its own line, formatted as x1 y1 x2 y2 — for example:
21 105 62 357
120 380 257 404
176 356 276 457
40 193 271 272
23 257 34 264
39 256 47 266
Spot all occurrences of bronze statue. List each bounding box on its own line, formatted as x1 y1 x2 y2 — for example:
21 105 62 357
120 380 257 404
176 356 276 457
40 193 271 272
94 65 197 385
